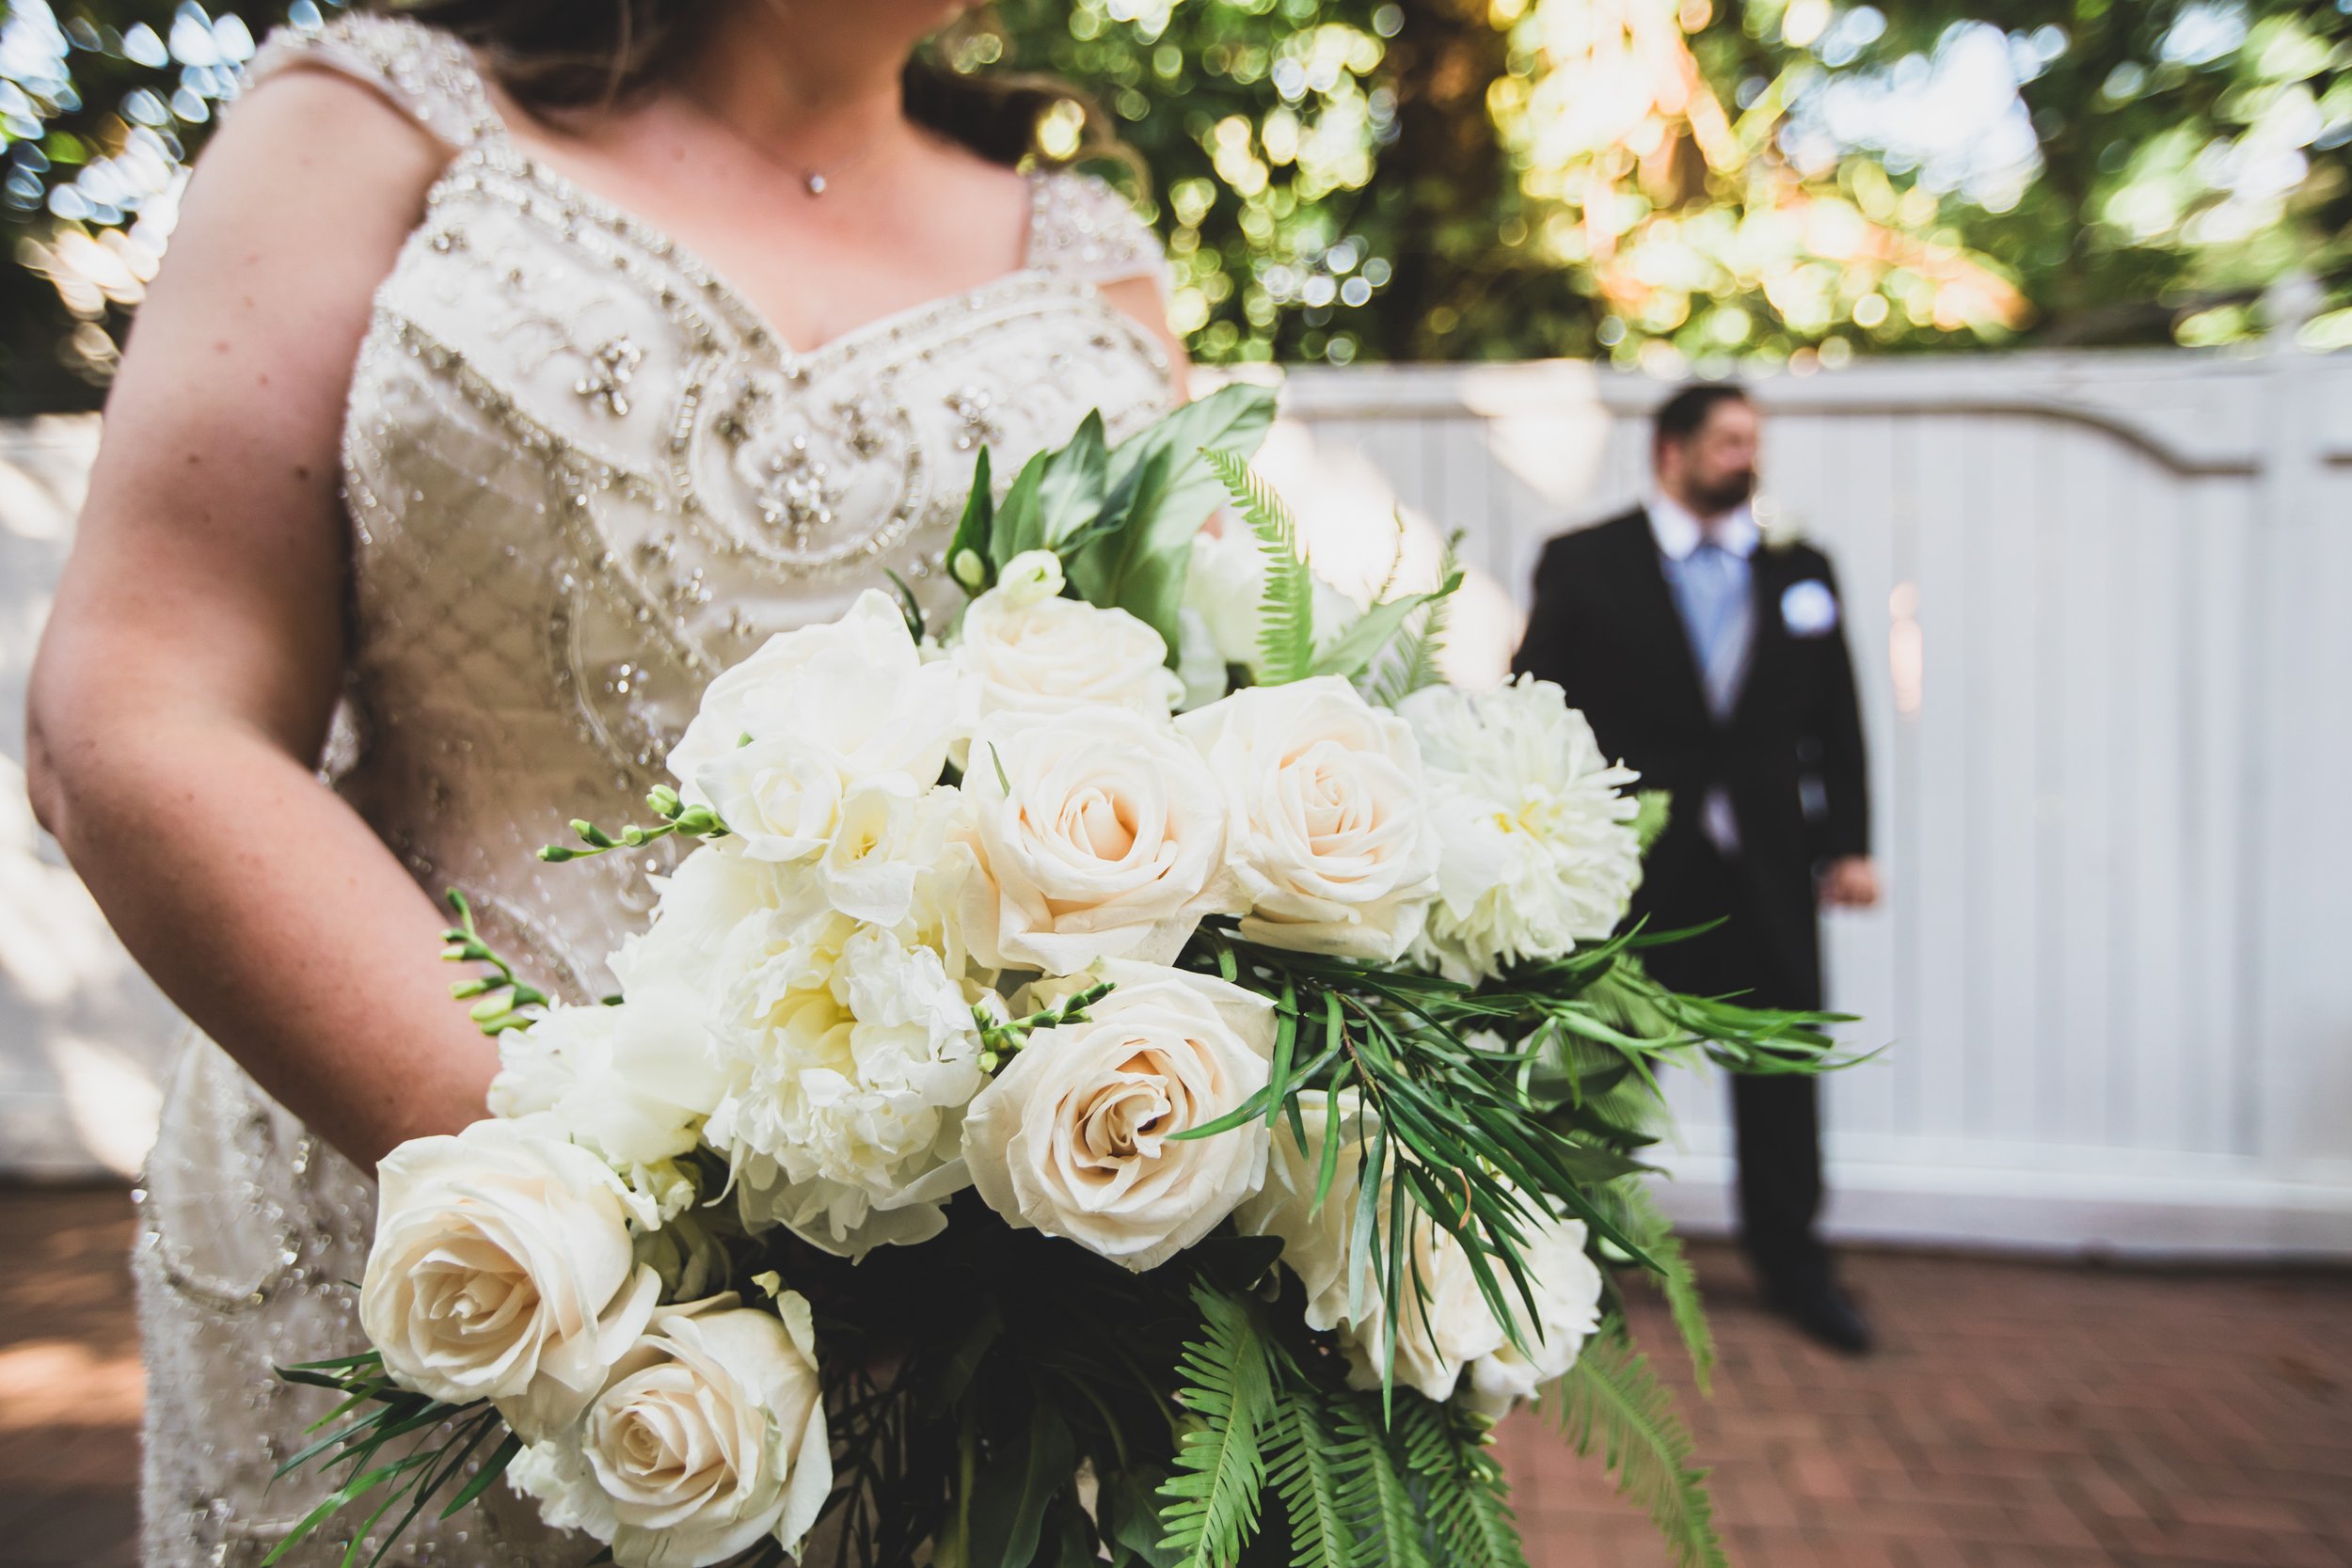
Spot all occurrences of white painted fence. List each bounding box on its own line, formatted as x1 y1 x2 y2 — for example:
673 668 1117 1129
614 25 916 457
6 341 2349 1258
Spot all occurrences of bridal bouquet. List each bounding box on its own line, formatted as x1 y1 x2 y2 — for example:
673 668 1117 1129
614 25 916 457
277 386 1842 1568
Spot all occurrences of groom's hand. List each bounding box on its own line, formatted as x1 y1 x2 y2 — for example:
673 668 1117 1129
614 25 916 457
1820 855 1881 909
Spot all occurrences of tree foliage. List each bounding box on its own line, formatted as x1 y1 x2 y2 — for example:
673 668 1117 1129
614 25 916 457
4 0 2344 411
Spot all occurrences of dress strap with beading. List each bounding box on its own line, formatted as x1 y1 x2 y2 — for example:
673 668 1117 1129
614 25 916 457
246 11 506 152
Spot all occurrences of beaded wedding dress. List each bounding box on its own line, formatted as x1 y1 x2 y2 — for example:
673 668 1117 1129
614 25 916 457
134 15 1175 1565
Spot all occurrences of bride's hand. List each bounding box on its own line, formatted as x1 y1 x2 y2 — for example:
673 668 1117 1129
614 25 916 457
25 66 503 1170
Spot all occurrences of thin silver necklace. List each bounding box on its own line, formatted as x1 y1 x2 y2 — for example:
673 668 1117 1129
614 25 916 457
675 96 898 198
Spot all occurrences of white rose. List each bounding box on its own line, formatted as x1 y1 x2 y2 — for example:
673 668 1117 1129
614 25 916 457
1464 1213 1601 1415
951 578 1185 731
509 1294 832 1568
358 1120 660 1441
705 908 986 1259
490 992 727 1174
961 707 1236 974
1401 677 1642 984
961 962 1276 1272
1341 1220 1507 1403
666 589 961 825
1179 676 1440 960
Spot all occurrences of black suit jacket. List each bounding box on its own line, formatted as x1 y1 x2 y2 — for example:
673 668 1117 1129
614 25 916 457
1511 507 1869 1007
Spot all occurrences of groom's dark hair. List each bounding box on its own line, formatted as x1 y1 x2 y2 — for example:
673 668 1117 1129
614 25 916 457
1652 384 1752 452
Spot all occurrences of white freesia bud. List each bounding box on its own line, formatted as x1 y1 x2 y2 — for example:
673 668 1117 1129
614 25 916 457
358 1120 660 1441
510 1294 832 1568
962 962 1276 1272
961 707 1236 974
996 548 1066 606
1179 676 1440 960
1400 676 1642 984
665 590 962 831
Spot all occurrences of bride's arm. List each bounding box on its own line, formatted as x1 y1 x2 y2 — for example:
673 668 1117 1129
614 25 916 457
26 71 499 1172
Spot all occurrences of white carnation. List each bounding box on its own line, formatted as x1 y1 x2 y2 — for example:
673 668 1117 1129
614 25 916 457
702 892 986 1259
1399 676 1642 983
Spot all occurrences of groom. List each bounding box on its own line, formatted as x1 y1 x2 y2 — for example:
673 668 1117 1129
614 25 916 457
1512 384 1879 1353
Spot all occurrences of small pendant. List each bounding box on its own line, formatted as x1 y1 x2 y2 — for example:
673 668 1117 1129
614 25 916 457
803 172 827 196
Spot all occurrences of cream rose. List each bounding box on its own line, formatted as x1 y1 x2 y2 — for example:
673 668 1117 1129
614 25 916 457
665 589 961 829
961 707 1235 974
952 556 1185 727
961 962 1276 1271
1178 676 1440 960
358 1120 660 1441
509 1294 832 1568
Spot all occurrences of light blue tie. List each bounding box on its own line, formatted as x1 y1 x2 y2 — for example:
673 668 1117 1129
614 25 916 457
1677 541 1752 720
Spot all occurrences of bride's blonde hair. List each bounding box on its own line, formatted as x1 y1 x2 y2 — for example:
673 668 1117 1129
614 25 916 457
373 0 1133 176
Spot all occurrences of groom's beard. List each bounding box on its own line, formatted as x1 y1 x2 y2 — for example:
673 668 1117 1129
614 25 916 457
1690 469 1756 515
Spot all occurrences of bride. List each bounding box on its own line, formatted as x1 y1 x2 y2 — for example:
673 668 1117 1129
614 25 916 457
24 3 1184 1562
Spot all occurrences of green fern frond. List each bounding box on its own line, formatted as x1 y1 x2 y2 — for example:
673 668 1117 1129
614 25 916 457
1368 529 1461 706
1395 1397 1529 1568
1329 1395 1429 1568
1610 1180 1716 1393
1541 1325 1725 1568
1157 1281 1278 1568
1266 1382 1356 1568
1203 447 1315 685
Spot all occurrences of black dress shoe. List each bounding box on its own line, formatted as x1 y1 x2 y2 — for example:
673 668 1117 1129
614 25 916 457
1769 1280 1874 1354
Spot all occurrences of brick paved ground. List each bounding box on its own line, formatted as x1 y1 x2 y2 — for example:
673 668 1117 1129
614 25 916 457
4 1185 2347 1568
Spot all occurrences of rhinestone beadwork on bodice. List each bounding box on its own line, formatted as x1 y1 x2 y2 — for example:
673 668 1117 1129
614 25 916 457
135 16 1176 1566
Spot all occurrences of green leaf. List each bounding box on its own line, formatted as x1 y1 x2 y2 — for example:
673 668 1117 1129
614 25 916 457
1540 1325 1725 1568
1103 1468 1184 1568
948 445 997 594
1067 384 1279 646
1366 530 1463 705
1396 1399 1528 1568
1155 1281 1277 1568
1203 447 1314 685
967 1400 1076 1568
991 448 1054 569
1312 571 1463 683
1035 409 1112 552
1329 1396 1429 1568
1610 1180 1716 1394
1632 789 1673 853
1265 1382 1355 1568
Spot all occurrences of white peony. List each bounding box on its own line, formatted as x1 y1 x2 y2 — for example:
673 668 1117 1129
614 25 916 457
951 550 1184 728
358 1120 660 1441
1464 1212 1602 1414
665 590 962 840
961 707 1236 974
1400 676 1643 983
962 962 1276 1272
703 890 987 1259
1181 676 1440 959
509 1294 832 1568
